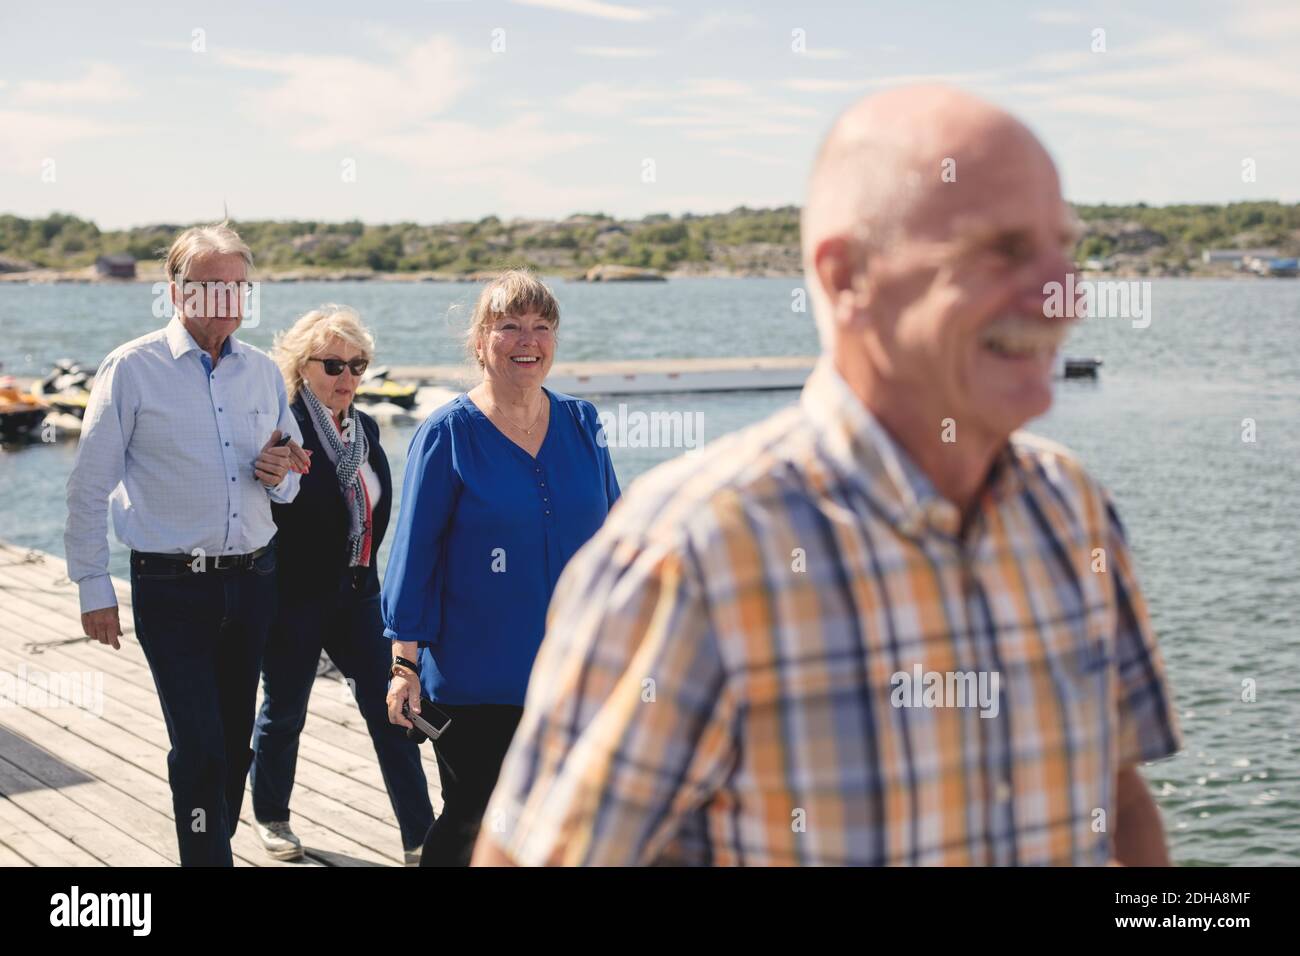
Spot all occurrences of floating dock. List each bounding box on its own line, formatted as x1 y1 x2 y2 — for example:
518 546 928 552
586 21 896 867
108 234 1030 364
389 355 817 396
390 354 1100 398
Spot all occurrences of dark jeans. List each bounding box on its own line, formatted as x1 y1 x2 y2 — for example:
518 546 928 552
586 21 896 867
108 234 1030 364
250 584 433 851
420 703 523 867
129 546 278 867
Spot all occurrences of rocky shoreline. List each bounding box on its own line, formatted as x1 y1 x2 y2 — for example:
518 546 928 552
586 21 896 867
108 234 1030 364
0 265 1272 284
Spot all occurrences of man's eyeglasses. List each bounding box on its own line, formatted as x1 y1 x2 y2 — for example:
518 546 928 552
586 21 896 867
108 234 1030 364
177 279 257 319
181 280 257 295
308 357 369 377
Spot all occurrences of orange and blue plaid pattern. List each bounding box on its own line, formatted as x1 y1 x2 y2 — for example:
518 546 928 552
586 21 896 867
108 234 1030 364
484 360 1181 865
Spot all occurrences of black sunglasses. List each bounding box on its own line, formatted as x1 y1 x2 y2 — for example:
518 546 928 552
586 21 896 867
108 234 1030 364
308 357 369 377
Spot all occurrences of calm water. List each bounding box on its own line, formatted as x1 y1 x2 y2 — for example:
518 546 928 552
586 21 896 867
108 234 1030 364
2 277 1297 866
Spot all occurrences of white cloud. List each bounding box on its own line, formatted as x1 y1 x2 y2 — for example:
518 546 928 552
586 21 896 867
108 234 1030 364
10 63 136 104
687 11 760 37
511 0 660 22
370 114 599 175
1022 50 1099 73
563 77 812 141
782 77 865 93
714 147 794 167
683 78 751 98
801 48 850 61
561 81 668 116
0 110 122 171
575 46 661 58
1029 11 1085 25
218 36 477 148
1229 5 1300 38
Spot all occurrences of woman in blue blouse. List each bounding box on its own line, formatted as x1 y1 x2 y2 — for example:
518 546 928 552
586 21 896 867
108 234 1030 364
383 271 620 866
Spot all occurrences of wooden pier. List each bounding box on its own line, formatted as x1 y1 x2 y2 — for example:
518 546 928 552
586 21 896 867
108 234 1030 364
388 355 818 396
0 539 442 866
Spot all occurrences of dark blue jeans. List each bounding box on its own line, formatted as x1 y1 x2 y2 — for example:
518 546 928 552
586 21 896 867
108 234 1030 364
129 546 278 867
250 581 433 851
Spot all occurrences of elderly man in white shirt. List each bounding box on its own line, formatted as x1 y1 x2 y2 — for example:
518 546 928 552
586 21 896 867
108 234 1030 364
65 222 310 866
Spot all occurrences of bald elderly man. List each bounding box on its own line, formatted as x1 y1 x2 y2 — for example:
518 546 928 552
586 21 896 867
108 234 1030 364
473 86 1181 866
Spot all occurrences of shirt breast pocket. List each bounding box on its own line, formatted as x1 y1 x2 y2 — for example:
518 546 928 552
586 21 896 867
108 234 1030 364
243 410 274 460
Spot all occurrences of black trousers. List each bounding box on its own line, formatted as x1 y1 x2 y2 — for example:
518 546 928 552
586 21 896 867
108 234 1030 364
130 548 277 866
420 704 523 867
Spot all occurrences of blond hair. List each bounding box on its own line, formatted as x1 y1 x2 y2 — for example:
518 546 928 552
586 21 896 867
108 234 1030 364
164 221 254 283
465 270 560 369
273 304 376 402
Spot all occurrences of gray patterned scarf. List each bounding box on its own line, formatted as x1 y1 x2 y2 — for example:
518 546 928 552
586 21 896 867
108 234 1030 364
301 385 371 566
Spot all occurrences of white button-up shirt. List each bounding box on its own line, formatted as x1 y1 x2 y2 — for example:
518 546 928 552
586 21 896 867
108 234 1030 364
65 315 302 613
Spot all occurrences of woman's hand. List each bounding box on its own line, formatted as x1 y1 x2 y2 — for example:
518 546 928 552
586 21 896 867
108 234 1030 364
386 641 422 729
254 431 312 487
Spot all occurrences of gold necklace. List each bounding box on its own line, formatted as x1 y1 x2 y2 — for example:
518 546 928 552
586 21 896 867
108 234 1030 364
492 396 545 436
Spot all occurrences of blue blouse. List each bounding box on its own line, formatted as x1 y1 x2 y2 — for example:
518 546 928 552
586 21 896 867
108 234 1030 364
381 388 621 705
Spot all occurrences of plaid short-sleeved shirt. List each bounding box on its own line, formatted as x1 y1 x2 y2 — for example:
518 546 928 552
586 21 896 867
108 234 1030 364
484 360 1181 865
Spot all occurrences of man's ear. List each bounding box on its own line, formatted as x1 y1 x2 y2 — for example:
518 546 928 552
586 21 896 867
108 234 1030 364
813 235 869 333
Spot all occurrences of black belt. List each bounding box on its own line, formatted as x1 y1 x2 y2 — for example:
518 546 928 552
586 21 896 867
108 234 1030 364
132 544 271 573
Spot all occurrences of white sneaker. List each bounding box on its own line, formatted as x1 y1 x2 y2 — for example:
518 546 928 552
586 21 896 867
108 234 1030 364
404 847 422 867
256 820 304 862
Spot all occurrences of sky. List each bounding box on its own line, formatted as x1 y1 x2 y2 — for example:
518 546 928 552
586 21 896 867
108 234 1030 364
1 0 1297 229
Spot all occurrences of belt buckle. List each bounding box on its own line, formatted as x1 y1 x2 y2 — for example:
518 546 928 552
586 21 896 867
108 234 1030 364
212 553 237 571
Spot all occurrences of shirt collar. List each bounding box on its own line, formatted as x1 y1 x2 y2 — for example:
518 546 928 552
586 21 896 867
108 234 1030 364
800 358 1022 539
164 314 244 361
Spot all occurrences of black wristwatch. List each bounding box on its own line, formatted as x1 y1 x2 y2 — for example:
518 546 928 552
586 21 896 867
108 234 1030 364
391 655 420 677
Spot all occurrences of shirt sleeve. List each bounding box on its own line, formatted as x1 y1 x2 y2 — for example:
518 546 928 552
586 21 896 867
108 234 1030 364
482 530 736 865
1105 494 1182 766
266 365 303 504
381 417 458 647
586 400 621 509
64 353 136 614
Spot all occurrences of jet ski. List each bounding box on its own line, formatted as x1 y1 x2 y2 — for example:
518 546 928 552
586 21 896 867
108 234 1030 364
37 359 94 418
355 365 417 410
0 377 50 439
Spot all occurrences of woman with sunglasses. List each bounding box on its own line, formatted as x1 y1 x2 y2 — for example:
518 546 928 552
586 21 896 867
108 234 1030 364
252 305 433 865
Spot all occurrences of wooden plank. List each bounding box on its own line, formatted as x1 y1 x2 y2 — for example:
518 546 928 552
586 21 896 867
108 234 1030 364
0 793 101 866
0 692 265 867
0 599 438 820
0 569 445 802
0 838 34 865
0 557 418 765
0 753 166 866
0 587 422 783
0 641 396 866
0 546 428 867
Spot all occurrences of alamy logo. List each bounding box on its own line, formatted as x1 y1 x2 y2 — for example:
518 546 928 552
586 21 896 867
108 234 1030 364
1043 274 1151 329
49 886 151 936
596 404 704 449
890 665 1001 718
0 665 103 717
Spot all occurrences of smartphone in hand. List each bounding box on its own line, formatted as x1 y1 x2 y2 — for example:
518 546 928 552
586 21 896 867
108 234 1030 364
402 698 452 742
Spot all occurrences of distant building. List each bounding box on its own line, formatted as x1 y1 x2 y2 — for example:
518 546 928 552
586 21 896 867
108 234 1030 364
94 254 136 278
1201 247 1279 266
1245 256 1298 277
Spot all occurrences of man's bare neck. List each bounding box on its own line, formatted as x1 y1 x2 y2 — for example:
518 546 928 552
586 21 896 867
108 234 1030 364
832 350 1002 515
